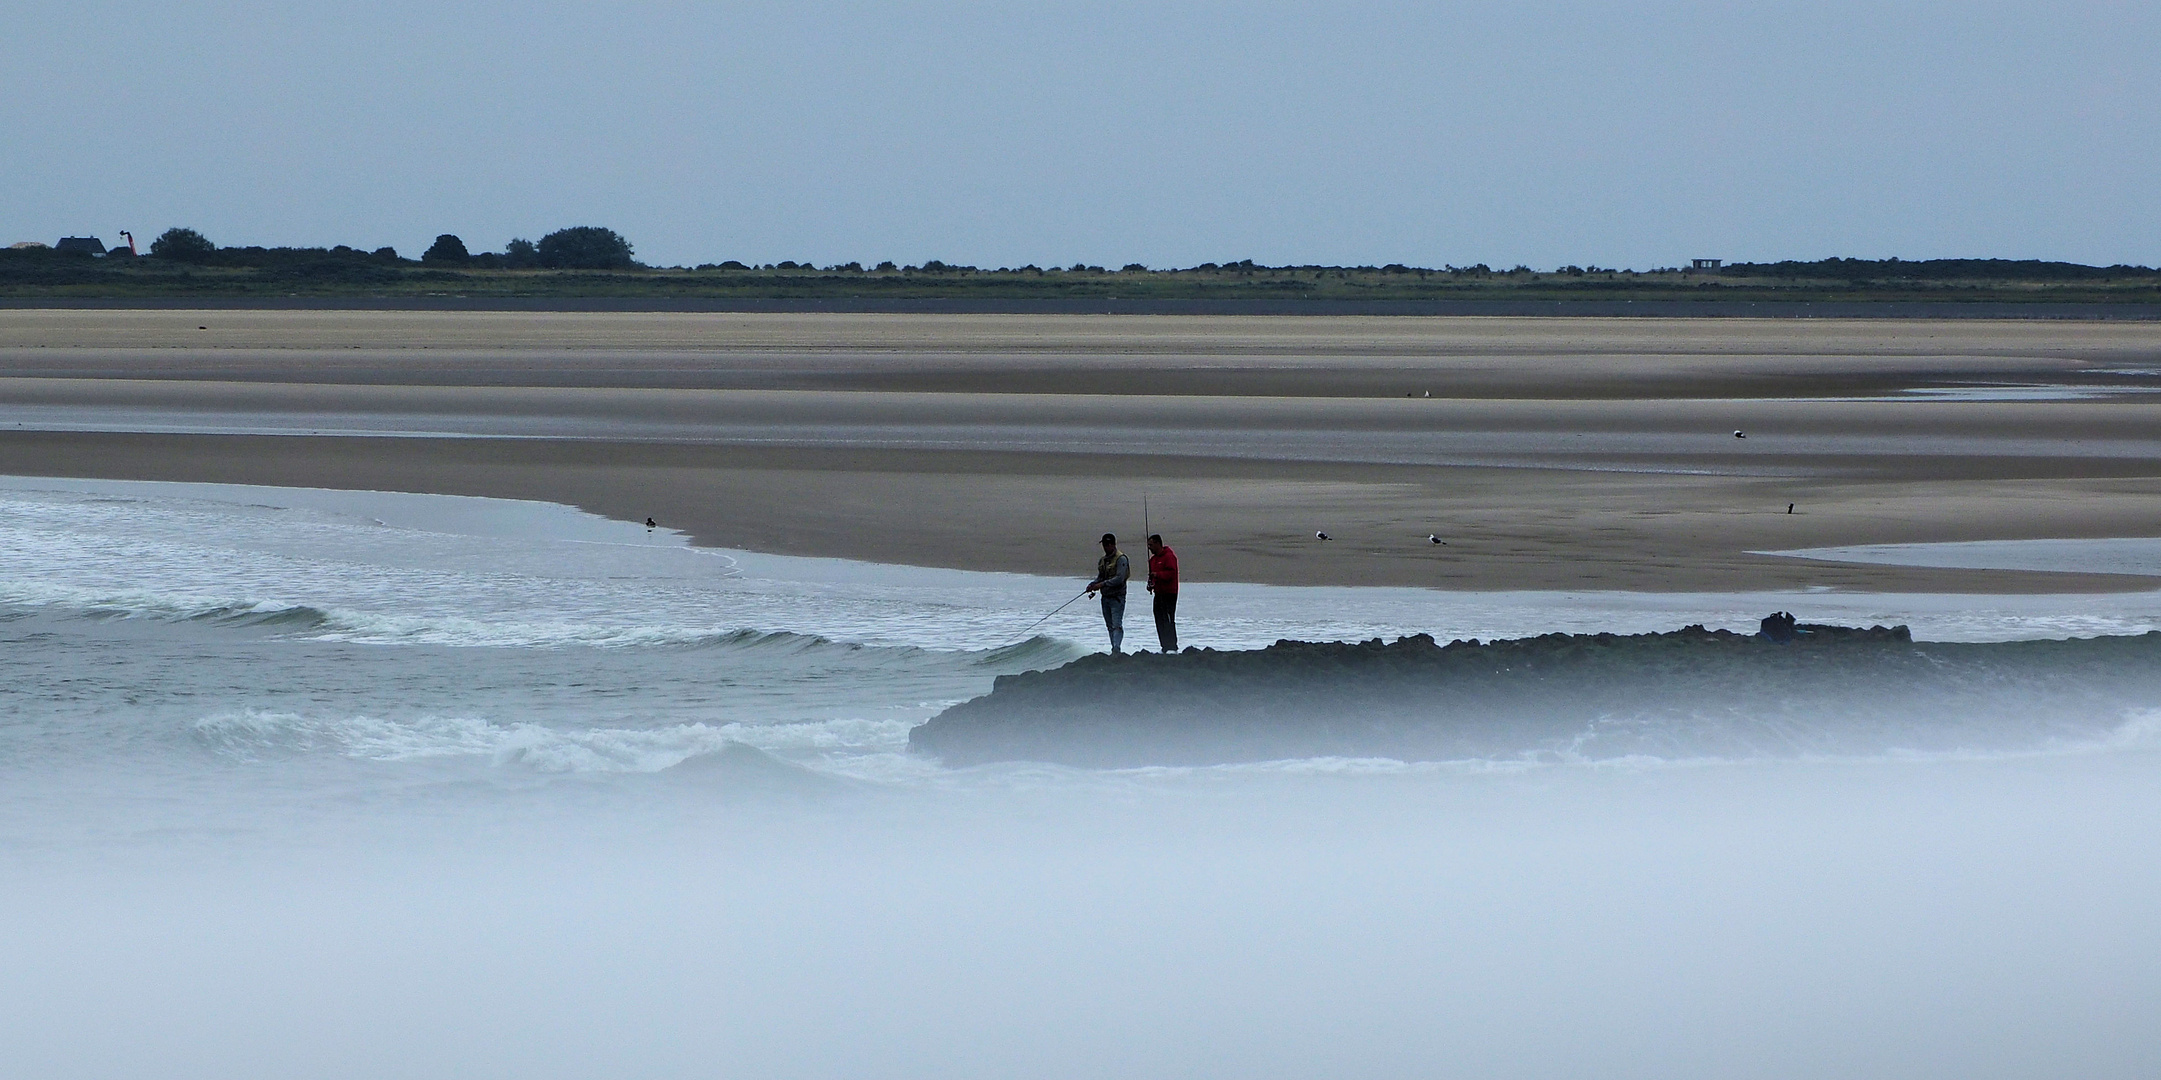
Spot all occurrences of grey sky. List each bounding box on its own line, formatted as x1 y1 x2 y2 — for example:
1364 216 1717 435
8 1 2156 269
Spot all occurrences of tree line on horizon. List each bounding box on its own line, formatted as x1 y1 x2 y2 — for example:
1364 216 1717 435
9 226 2157 282
111 226 639 270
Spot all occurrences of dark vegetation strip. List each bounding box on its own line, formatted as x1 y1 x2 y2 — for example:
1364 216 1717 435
8 227 2159 308
10 295 2161 319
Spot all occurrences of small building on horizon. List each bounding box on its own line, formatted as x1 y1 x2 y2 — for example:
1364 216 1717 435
54 236 107 256
1691 258 1723 270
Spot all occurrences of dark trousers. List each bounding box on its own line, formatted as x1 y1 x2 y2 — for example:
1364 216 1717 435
1153 590 1178 653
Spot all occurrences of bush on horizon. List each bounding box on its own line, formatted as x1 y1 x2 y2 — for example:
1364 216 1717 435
149 227 215 261
536 227 634 269
423 234 471 264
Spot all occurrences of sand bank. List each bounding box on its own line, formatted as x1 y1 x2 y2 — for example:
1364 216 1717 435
3 310 2158 592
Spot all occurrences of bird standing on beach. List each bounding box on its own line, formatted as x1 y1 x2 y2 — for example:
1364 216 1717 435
1427 534 1446 545
1734 430 1747 439
1316 531 1331 541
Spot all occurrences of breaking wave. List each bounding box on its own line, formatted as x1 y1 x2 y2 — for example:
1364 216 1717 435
973 634 1086 668
0 579 1080 662
191 708 915 773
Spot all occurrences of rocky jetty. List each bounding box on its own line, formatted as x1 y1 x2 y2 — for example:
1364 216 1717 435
910 620 2161 768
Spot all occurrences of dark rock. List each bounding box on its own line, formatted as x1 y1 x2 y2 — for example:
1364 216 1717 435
909 618 2157 768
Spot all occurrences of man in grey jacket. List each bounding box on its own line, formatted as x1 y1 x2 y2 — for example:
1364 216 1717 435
1084 532 1131 654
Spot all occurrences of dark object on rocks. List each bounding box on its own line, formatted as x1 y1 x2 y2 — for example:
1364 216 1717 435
1759 610 1884 643
910 617 2161 768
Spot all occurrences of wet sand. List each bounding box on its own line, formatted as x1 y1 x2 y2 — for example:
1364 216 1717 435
4 310 2160 591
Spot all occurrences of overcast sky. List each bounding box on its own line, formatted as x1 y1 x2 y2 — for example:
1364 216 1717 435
8 2 2156 269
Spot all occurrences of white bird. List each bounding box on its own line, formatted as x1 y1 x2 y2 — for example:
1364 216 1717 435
1733 430 1747 438
1427 534 1446 545
1316 531 1331 541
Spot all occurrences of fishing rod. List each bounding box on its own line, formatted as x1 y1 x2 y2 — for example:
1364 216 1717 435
1008 589 1090 645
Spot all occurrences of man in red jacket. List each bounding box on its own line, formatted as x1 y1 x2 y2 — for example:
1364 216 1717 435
1145 533 1179 653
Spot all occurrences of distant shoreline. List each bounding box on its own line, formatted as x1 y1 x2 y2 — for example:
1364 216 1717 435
7 296 2161 318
